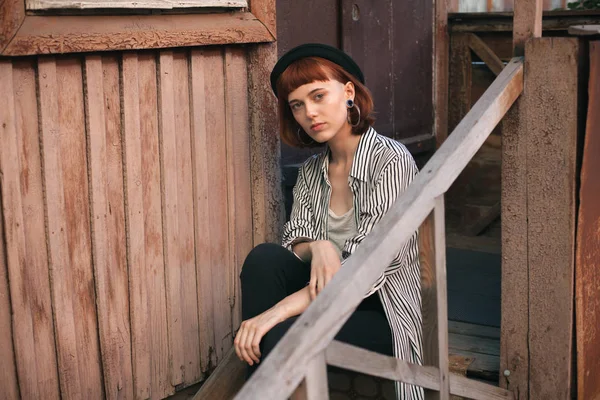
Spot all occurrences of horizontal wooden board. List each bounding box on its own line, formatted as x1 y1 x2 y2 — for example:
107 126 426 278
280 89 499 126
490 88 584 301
27 0 246 9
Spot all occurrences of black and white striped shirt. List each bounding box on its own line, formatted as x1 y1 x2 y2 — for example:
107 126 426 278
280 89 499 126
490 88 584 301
282 127 424 400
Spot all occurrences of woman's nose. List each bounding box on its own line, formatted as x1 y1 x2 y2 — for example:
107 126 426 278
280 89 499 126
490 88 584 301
305 102 318 118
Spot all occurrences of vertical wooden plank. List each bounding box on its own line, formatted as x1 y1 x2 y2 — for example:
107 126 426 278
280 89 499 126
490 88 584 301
85 55 134 400
158 51 201 386
576 40 600 400
38 57 103 399
122 52 171 399
434 196 449 400
448 33 472 135
173 51 201 385
293 352 329 400
434 0 450 146
500 74 529 398
247 43 284 245
0 62 22 400
0 0 25 53
225 47 253 333
526 37 578 400
203 48 232 364
0 59 60 400
512 0 542 56
190 49 217 374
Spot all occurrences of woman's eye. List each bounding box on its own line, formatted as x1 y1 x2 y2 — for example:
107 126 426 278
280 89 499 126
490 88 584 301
315 93 324 101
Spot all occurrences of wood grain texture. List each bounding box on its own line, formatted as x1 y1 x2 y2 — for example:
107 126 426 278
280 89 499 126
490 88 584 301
203 48 233 365
326 341 513 400
27 0 246 9
434 0 450 146
85 55 134 400
192 348 246 400
525 38 578 399
0 62 22 400
512 0 543 56
2 12 274 56
190 49 217 374
224 47 253 333
0 0 25 53
467 34 504 76
247 43 284 245
0 59 60 400
235 59 523 400
122 52 171 399
38 57 103 399
499 77 529 399
449 33 472 134
294 352 329 400
576 40 600 400
434 197 450 400
248 0 276 37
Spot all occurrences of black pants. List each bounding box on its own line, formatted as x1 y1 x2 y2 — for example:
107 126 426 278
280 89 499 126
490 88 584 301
240 243 393 377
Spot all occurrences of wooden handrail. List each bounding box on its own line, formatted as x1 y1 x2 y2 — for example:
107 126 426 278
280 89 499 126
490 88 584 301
234 57 524 400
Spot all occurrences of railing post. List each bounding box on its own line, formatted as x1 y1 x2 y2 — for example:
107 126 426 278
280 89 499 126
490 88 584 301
434 195 450 399
291 352 329 400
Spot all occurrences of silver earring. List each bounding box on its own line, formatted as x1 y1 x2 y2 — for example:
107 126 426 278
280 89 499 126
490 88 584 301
297 127 313 146
346 99 361 127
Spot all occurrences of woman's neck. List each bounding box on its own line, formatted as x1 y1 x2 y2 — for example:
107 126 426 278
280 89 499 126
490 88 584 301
328 125 361 168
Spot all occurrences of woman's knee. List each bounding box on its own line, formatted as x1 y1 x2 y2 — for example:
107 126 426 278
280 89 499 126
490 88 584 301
240 243 288 280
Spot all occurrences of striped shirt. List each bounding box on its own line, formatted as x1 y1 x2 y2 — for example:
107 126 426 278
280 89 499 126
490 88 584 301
282 127 424 400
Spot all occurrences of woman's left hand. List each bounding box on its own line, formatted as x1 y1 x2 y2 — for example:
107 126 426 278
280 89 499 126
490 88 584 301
234 308 284 366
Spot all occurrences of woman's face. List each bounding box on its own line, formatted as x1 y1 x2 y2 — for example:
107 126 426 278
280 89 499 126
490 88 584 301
287 79 354 144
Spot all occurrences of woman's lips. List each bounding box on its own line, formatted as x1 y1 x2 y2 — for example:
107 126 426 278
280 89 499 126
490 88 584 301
311 122 326 131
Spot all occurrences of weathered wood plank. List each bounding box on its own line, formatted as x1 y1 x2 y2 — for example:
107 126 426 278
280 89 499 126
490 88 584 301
192 348 246 400
448 33 472 134
0 0 25 53
190 49 217 374
434 0 450 146
85 55 134 400
159 51 201 386
122 52 171 399
224 47 253 334
204 48 233 364
0 59 60 400
568 24 600 35
235 59 523 400
38 57 103 399
467 34 504 76
434 197 450 400
326 341 512 400
448 321 500 340
512 0 543 55
294 352 329 400
248 0 276 37
0 62 22 400
247 43 284 245
576 39 600 400
27 0 246 9
526 37 578 400
2 13 274 56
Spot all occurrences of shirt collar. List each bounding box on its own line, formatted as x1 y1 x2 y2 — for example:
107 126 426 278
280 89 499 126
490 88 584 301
319 126 376 183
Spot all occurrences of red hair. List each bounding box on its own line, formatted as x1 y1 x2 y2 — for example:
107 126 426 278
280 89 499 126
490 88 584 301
275 57 375 148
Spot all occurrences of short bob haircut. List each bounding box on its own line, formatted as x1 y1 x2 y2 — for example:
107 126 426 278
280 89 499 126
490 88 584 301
275 57 375 148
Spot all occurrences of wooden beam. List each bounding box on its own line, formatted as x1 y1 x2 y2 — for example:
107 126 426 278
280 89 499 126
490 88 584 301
575 40 600 400
247 42 284 245
501 37 579 400
0 0 25 53
512 0 543 56
464 201 501 236
192 348 246 400
448 33 472 134
568 24 600 35
434 196 450 400
434 0 450 146
467 34 505 76
234 59 523 400
248 0 276 39
1 12 274 56
325 341 513 400
293 352 329 400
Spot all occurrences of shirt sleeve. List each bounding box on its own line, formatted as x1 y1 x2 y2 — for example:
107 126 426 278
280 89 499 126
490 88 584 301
342 152 418 297
282 165 319 250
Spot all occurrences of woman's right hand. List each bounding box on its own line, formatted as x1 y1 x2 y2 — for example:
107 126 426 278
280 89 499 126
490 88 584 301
308 240 342 300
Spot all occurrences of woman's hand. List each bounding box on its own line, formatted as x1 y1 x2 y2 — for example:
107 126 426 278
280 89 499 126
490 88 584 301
234 307 284 366
308 240 342 300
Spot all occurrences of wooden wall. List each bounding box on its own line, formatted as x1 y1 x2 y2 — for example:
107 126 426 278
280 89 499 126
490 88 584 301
0 46 254 400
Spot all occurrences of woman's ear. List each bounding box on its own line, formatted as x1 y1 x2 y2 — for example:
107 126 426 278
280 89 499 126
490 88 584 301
344 81 356 101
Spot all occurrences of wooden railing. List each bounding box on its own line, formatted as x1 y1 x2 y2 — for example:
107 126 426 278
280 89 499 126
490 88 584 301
234 57 524 400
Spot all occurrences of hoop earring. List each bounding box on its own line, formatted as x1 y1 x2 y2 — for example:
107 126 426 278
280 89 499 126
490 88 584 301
297 127 313 146
346 99 361 128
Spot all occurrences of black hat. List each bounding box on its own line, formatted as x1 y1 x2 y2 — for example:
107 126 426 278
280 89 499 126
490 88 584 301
270 43 365 97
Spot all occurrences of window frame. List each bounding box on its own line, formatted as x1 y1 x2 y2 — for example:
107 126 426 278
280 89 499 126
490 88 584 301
0 0 275 56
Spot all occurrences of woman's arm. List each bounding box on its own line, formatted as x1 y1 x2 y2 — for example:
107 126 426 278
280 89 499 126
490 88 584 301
234 285 312 365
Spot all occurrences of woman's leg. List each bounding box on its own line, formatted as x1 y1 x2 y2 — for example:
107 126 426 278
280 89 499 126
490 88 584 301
240 243 310 321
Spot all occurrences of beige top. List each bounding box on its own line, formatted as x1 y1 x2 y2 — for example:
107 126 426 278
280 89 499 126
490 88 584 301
327 207 358 259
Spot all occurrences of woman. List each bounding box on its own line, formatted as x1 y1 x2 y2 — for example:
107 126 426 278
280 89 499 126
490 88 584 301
234 43 423 399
